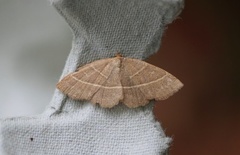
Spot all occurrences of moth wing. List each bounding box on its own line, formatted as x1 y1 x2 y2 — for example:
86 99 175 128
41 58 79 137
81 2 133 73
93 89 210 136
121 58 183 108
57 58 123 108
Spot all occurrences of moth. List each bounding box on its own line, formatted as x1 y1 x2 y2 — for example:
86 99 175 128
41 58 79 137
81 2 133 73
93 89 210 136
57 54 183 108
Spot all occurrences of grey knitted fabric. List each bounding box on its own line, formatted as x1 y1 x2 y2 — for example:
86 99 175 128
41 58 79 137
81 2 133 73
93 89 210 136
0 0 184 154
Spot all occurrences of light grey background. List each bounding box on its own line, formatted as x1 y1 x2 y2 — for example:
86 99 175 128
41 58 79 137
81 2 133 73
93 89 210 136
0 0 72 117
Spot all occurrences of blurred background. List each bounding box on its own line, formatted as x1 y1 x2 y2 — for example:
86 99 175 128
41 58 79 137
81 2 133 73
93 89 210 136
151 1 240 155
0 0 72 117
0 0 239 155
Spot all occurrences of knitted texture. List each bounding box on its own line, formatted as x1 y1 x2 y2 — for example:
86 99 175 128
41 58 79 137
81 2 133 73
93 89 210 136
1 103 171 155
0 0 184 154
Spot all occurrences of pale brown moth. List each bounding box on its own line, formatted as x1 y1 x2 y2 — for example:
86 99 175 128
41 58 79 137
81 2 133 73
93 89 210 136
57 54 183 108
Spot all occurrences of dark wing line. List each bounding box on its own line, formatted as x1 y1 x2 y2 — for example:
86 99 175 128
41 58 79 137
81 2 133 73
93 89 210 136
68 59 109 99
80 59 110 100
130 65 147 79
89 65 108 79
123 60 146 104
131 61 151 101
91 60 119 103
